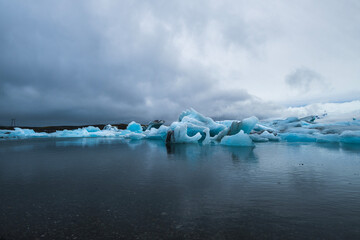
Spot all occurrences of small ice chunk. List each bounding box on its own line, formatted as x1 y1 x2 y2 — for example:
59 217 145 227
287 128 318 134
260 131 280 141
316 134 340 143
250 134 269 142
127 121 143 133
340 130 360 144
220 130 254 146
250 131 279 142
279 133 317 142
145 125 169 140
123 132 145 140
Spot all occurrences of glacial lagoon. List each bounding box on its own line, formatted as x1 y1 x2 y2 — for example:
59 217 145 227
1 138 360 239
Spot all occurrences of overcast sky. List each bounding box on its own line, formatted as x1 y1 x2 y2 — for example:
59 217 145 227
0 0 359 126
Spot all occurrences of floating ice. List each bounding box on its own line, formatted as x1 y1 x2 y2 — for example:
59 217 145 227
250 134 269 142
315 134 340 143
166 123 202 144
3 128 48 138
220 130 254 147
123 132 146 140
1 108 360 145
241 116 259 134
146 120 165 130
126 121 143 133
340 130 360 144
52 128 92 138
215 120 234 128
253 124 276 133
250 131 280 142
84 126 101 132
279 133 317 142
259 131 280 141
211 116 258 142
145 125 169 140
103 124 118 131
179 108 226 136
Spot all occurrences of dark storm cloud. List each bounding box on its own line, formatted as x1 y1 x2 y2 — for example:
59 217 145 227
0 0 265 126
2 0 358 126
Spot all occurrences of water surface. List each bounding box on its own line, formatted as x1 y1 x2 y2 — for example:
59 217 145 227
1 138 360 239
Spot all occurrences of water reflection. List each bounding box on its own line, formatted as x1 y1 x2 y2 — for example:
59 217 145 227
165 143 258 165
340 142 360 153
1 138 360 239
224 146 257 163
312 142 360 154
55 137 127 147
2 137 360 155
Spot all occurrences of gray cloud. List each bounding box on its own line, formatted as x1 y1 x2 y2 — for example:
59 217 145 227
285 67 324 92
0 0 359 126
0 0 268 126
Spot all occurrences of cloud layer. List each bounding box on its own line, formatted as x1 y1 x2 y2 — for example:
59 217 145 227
0 0 359 126
285 67 325 93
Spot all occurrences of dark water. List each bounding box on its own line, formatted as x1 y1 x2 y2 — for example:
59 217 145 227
1 138 360 239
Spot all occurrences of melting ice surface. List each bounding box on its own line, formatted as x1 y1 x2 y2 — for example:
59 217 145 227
1 108 360 145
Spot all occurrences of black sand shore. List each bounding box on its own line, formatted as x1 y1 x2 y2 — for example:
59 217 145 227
0 124 129 133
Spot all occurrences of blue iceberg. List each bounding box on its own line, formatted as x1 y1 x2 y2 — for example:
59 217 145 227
220 130 254 147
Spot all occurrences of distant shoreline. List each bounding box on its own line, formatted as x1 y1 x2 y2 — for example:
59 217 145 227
0 124 130 133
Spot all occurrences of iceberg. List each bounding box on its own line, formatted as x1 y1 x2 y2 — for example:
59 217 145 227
1 108 360 146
